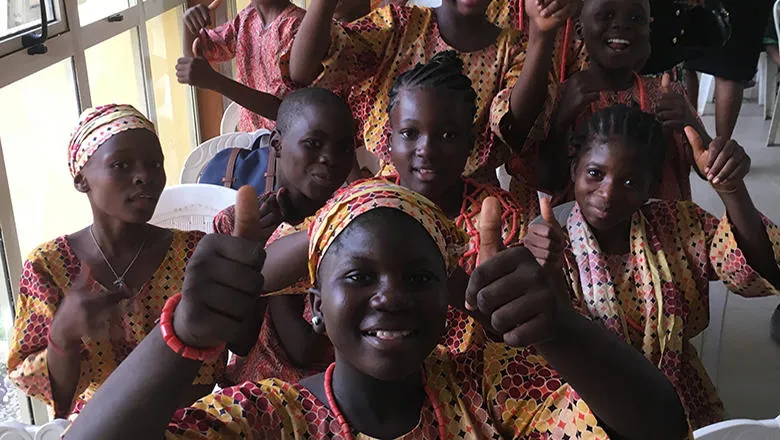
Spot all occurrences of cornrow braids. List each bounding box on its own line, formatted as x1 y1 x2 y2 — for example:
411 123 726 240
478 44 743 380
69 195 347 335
571 104 667 184
387 50 478 122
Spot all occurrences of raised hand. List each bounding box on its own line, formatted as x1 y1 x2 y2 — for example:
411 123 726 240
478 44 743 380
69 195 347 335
49 266 133 349
175 57 219 89
526 0 581 33
466 197 571 347
173 186 267 349
657 72 701 130
685 126 750 191
187 0 223 57
555 71 602 129
524 196 565 273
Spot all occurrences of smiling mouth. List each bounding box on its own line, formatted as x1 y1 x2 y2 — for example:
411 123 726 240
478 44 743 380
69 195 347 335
413 168 438 182
606 38 632 51
363 329 418 340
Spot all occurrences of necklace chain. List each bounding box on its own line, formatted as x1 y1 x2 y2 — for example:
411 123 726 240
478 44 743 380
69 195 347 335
323 363 448 440
89 226 148 289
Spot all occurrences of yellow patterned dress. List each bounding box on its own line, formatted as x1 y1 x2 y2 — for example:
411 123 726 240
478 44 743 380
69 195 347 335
165 344 608 439
562 200 780 429
282 5 559 183
7 230 227 416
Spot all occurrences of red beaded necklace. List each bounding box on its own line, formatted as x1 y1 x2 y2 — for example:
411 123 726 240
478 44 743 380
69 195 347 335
323 363 449 439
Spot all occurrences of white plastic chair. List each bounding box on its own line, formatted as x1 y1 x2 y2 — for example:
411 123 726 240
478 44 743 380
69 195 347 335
0 419 69 440
698 73 716 116
149 184 237 233
694 415 780 439
180 130 270 184
766 0 780 146
220 102 241 135
495 164 511 191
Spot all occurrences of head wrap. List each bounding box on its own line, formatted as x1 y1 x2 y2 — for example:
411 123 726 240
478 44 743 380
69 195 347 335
67 104 157 178
307 178 468 283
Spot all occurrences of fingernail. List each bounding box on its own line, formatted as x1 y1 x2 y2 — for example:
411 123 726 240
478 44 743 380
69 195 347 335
712 177 720 184
705 167 710 173
465 302 474 311
707 173 713 180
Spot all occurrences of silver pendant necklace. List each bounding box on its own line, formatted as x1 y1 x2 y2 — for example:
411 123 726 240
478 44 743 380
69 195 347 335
89 226 148 289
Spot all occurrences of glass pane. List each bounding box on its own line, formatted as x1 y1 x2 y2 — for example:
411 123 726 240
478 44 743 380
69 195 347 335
85 28 147 114
0 59 84 260
78 0 132 26
146 6 196 184
1 0 56 39
235 0 250 11
0 229 23 424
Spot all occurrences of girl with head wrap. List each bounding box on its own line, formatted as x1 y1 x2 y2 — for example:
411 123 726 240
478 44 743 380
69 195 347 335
65 180 688 439
8 104 224 418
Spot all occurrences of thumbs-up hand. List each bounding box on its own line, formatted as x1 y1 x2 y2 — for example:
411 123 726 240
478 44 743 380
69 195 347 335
657 72 700 130
185 0 223 56
524 195 565 273
465 197 570 347
174 186 267 350
685 126 750 191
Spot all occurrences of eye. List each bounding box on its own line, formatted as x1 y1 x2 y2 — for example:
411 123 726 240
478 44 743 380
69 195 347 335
150 161 163 169
441 131 459 141
344 271 375 286
400 129 419 141
408 272 433 285
631 13 647 23
303 139 322 150
586 169 604 180
112 161 129 170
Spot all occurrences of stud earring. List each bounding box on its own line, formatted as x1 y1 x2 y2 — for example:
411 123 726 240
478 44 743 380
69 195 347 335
311 315 324 333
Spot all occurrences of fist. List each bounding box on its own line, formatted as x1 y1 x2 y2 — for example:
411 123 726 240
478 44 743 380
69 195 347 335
657 73 699 130
174 187 269 349
50 267 133 349
176 57 218 89
526 0 581 33
556 71 602 127
184 5 212 35
685 126 750 191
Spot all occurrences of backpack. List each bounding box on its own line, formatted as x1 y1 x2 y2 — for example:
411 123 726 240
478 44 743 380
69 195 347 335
198 132 277 194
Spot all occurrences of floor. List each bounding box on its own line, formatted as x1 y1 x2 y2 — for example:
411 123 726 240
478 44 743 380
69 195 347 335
693 101 780 420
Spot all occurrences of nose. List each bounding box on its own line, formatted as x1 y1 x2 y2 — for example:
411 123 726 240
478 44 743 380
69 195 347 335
596 178 618 206
369 275 414 313
414 135 434 160
133 163 156 186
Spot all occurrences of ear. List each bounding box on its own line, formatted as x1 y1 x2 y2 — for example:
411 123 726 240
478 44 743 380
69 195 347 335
570 159 578 184
308 288 325 334
270 130 282 156
74 173 90 193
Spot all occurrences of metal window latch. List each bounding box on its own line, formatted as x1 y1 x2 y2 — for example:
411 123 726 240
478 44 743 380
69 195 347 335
22 0 49 55
107 13 124 22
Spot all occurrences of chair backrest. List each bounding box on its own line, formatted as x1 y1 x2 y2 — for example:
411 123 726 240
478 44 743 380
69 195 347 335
180 130 269 184
694 416 780 439
0 419 70 440
220 101 241 135
148 184 237 233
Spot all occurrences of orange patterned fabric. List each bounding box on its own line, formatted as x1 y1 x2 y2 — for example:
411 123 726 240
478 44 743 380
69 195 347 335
308 179 469 283
199 4 305 132
562 200 780 429
165 344 610 439
7 230 226 416
510 75 697 205
284 5 558 182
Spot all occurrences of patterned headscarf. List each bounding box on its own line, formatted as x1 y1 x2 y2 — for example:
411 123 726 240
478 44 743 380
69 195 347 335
308 178 468 283
67 104 156 178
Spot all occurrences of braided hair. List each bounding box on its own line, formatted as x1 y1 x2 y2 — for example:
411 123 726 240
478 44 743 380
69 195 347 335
572 104 667 184
387 50 478 122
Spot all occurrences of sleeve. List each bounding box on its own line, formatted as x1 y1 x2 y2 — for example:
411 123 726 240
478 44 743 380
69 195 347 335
479 343 610 439
198 13 241 63
7 251 90 409
212 204 236 236
490 32 561 150
705 207 780 298
165 380 304 439
280 5 400 90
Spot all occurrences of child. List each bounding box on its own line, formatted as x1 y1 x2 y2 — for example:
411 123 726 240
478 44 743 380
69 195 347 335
177 0 370 133
286 0 580 184
524 104 780 429
212 87 354 384
63 180 689 439
524 0 704 205
7 105 224 417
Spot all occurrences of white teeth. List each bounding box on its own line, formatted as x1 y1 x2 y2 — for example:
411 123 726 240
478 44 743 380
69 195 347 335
607 38 631 45
369 330 413 339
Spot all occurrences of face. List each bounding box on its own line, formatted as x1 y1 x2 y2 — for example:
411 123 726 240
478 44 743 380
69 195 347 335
581 0 651 70
572 136 652 232
274 105 355 204
442 0 492 18
390 88 472 202
313 213 449 381
76 129 166 223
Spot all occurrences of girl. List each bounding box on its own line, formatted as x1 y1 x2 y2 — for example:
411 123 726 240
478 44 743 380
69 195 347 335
63 181 689 439
525 104 780 429
286 0 580 184
212 87 355 384
7 105 224 417
523 0 704 205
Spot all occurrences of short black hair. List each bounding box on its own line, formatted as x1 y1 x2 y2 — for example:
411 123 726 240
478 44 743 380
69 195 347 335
572 104 666 184
276 87 354 134
387 50 478 122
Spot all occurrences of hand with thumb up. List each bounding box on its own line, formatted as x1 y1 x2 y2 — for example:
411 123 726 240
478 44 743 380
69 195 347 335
524 195 565 273
173 186 268 350
685 125 750 192
657 72 700 131
465 197 571 347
